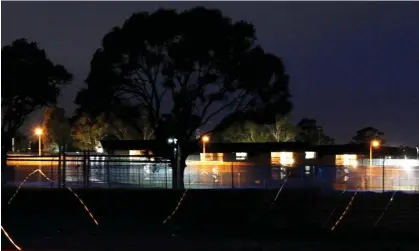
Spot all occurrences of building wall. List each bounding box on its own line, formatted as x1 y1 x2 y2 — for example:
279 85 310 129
114 150 130 155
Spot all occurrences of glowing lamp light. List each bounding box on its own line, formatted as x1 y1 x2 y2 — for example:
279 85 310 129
34 128 43 136
371 140 380 147
202 135 210 143
168 138 178 144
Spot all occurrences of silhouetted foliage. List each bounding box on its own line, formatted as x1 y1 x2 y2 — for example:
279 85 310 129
10 131 29 153
42 107 72 153
1 39 72 153
108 104 154 140
351 126 385 144
295 118 334 145
75 7 291 188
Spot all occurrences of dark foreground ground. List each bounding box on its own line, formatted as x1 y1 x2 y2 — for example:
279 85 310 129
2 187 419 250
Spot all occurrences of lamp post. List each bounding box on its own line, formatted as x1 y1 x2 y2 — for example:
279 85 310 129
167 137 178 161
168 137 179 188
369 140 380 190
202 135 209 161
34 128 43 156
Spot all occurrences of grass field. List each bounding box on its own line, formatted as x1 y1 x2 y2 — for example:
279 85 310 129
2 188 419 250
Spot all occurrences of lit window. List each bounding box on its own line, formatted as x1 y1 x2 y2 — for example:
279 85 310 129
129 150 144 155
129 150 147 161
235 152 247 160
336 154 357 167
305 152 316 159
271 152 294 166
201 153 224 161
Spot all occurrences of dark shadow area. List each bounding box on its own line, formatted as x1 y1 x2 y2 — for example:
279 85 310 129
2 188 419 250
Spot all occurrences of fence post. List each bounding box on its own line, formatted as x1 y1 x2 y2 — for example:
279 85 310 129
58 146 62 188
138 164 141 189
139 163 142 188
50 156 54 188
87 151 91 188
62 145 66 188
382 157 385 193
231 162 234 189
107 156 111 188
165 163 168 189
82 150 87 188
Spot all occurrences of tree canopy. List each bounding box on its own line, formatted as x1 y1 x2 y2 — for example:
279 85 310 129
75 7 292 188
1 39 72 151
351 126 385 144
218 121 272 143
295 118 334 145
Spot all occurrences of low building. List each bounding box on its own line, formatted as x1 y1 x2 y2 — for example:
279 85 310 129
100 140 408 168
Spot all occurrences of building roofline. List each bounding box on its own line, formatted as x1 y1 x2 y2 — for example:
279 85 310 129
100 140 404 156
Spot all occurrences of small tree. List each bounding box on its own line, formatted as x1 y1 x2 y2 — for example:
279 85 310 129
265 115 296 142
71 114 108 151
75 8 292 188
42 107 72 153
221 121 271 142
295 118 334 145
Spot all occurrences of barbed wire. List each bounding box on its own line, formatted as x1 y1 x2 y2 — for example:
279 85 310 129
1 226 22 250
322 188 347 228
374 191 397 227
7 168 99 226
331 187 360 231
270 171 291 209
162 189 189 224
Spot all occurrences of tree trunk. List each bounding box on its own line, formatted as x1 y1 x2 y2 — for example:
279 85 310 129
171 153 187 190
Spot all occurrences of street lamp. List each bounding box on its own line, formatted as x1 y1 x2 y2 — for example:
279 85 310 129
167 137 178 157
202 135 210 161
370 140 380 167
168 137 179 187
34 127 43 156
369 140 380 190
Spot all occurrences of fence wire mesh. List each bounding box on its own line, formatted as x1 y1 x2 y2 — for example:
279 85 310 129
4 154 419 192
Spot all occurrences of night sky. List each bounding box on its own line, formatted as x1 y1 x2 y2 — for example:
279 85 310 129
2 2 419 146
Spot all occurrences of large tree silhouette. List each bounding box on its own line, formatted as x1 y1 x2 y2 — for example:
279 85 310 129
2 39 72 153
75 7 291 188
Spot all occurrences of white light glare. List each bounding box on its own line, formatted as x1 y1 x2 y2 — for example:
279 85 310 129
168 138 178 144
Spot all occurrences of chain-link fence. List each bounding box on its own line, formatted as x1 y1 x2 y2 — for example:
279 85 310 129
5 154 172 189
4 154 419 192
